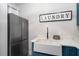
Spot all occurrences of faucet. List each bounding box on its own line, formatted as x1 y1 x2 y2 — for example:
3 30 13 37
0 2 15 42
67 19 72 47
47 27 49 39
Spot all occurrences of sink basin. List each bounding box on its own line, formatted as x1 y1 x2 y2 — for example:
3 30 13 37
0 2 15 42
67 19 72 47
33 38 62 56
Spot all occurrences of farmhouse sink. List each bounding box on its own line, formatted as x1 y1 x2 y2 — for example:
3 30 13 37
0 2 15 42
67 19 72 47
32 38 62 56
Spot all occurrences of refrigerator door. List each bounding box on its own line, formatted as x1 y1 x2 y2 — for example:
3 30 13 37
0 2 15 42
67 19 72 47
8 13 21 43
20 17 28 55
20 17 28 40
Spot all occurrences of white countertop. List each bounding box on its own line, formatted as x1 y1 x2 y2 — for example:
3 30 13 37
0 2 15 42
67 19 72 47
32 37 79 49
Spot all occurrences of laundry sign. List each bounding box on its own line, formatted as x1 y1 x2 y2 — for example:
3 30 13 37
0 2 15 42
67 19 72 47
39 11 72 22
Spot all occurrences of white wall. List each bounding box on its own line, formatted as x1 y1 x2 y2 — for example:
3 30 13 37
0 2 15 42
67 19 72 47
0 3 7 56
17 3 79 55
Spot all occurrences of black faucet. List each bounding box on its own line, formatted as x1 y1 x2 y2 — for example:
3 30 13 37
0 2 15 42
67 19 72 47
47 27 49 39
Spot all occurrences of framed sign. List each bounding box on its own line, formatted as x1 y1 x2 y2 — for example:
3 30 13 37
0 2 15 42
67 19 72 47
39 11 72 22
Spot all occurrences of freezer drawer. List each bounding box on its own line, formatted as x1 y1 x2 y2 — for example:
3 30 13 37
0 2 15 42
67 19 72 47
21 40 28 56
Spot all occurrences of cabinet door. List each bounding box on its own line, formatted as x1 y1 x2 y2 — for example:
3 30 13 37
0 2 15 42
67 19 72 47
77 49 79 56
62 46 77 56
62 46 70 56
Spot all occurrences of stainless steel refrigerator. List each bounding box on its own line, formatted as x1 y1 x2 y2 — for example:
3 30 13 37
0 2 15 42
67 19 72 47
8 13 28 56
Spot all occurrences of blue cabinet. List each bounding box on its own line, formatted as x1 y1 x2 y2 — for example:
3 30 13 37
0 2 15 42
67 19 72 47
77 3 79 25
77 49 79 55
32 51 53 56
62 46 77 56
